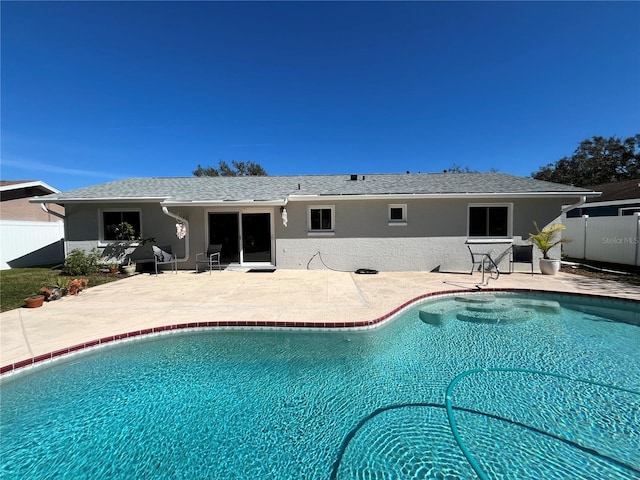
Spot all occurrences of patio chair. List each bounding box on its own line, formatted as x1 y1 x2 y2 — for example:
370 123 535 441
195 244 222 274
153 245 178 275
467 244 501 274
467 245 488 275
509 244 534 275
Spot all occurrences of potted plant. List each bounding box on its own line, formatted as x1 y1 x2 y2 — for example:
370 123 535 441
120 259 136 275
24 294 45 308
528 222 570 275
67 278 89 296
108 263 120 274
40 285 64 301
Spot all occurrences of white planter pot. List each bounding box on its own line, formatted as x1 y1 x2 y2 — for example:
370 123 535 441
539 258 561 275
120 265 136 275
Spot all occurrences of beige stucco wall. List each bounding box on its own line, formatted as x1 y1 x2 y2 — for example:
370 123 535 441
65 203 187 264
65 196 569 272
274 197 564 272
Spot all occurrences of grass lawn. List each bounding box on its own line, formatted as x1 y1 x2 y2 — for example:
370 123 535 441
0 268 121 312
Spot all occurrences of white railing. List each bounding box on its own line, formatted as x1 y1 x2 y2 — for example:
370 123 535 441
563 214 640 266
0 220 65 269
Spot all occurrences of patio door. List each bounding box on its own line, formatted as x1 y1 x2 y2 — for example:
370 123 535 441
209 213 240 264
208 211 272 265
241 213 271 263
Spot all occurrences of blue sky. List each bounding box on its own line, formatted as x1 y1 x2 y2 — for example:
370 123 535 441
2 1 639 192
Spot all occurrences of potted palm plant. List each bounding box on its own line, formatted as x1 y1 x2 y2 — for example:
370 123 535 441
528 222 570 275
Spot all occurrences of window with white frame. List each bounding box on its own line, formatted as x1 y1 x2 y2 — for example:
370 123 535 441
467 204 511 238
102 210 142 241
308 206 335 233
388 204 407 225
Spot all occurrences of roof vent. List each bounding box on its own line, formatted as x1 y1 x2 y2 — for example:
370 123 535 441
350 174 358 181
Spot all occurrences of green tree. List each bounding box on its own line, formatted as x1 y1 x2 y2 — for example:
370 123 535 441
193 160 267 177
444 164 498 173
532 134 640 186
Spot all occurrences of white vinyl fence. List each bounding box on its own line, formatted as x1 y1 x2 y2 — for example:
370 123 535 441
563 214 640 266
0 220 65 269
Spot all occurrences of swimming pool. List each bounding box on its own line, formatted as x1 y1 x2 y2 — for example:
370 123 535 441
1 292 639 479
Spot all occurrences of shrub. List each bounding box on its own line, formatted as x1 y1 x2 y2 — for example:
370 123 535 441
63 249 101 276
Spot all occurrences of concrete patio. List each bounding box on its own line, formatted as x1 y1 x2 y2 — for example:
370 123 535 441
1 269 639 371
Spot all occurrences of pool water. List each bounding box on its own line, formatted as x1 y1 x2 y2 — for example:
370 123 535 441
1 292 639 479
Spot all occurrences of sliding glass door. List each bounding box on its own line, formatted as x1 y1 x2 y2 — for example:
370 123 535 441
241 213 271 263
208 211 272 265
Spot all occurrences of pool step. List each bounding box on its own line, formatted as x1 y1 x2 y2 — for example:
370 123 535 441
465 301 513 313
454 295 496 304
421 296 562 326
419 305 453 325
457 308 534 324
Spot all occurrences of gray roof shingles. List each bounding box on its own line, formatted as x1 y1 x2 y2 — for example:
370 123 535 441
34 173 595 203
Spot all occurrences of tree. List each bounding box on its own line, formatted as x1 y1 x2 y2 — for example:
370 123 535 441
443 164 498 173
193 160 267 177
532 134 640 186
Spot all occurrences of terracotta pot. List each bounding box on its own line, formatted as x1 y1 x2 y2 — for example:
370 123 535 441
24 295 45 308
109 267 119 274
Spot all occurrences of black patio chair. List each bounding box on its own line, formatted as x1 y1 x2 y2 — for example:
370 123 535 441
509 244 534 275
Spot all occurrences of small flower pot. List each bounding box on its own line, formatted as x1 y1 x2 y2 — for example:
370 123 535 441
109 267 119 274
24 295 45 308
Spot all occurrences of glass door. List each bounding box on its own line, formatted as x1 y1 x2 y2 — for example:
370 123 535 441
241 213 271 263
208 213 239 264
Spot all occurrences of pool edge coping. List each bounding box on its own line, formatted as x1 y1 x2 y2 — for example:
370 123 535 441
2 288 639 378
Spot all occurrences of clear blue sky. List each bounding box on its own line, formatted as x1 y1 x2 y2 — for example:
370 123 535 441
2 1 639 192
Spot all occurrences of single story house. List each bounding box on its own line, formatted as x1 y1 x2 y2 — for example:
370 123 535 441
564 178 640 218
31 173 599 273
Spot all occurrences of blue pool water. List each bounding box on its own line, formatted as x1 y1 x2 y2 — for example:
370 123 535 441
1 292 639 479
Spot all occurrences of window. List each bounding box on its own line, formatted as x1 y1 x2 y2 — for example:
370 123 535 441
468 205 510 237
102 210 141 241
308 206 334 233
388 204 407 225
620 207 640 216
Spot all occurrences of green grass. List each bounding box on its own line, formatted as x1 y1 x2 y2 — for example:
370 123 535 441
0 268 121 312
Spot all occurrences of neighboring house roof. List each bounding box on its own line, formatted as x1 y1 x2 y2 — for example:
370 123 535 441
0 180 60 195
30 173 598 205
583 178 640 203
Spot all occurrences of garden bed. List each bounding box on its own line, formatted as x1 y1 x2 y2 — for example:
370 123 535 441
0 268 123 312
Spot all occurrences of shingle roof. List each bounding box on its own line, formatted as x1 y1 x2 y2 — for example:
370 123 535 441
33 173 597 204
584 178 640 203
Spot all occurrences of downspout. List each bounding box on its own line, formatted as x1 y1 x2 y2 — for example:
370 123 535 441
561 195 587 215
40 203 65 220
162 207 189 262
40 203 66 260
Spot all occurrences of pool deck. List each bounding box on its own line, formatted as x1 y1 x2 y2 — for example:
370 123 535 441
1 269 639 373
